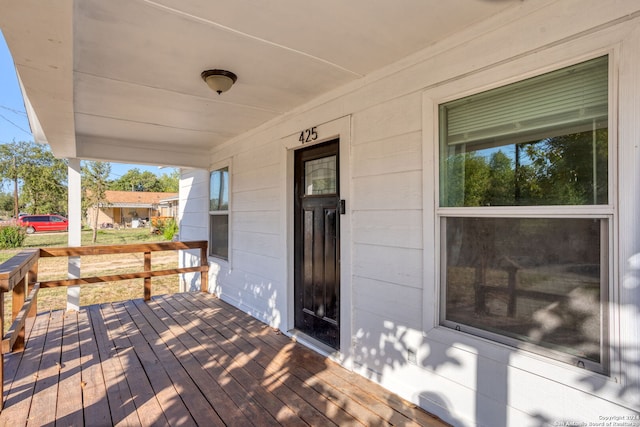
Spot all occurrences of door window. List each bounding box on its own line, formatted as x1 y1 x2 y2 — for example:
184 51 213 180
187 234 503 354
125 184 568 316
305 155 337 195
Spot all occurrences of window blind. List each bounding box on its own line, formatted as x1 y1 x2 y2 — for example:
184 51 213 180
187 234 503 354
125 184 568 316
441 56 608 147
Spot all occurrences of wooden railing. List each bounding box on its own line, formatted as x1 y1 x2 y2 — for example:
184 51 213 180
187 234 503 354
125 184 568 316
0 240 209 410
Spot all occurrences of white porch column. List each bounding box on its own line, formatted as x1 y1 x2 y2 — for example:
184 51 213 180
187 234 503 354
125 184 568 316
67 158 82 311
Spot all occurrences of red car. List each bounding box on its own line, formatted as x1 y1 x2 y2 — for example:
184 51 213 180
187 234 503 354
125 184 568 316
18 214 68 234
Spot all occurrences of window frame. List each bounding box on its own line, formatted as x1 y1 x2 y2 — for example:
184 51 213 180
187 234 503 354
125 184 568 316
426 52 617 376
208 165 230 261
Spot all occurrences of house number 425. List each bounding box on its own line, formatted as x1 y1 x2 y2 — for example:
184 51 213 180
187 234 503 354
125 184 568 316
299 127 318 144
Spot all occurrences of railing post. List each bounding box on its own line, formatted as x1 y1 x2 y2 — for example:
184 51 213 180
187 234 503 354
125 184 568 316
28 261 38 320
200 245 208 293
0 291 4 411
67 256 81 311
144 251 152 301
11 277 25 352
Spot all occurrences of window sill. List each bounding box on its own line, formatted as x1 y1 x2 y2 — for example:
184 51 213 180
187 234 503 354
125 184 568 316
423 326 621 396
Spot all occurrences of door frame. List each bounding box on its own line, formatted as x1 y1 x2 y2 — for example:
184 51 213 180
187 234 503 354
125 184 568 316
281 115 352 363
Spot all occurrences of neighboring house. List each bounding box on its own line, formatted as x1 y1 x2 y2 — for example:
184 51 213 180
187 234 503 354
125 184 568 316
158 194 179 219
86 190 178 228
3 1 640 425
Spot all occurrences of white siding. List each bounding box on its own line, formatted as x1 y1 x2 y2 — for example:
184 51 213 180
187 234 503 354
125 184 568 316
180 1 640 425
352 210 422 249
178 168 209 292
210 139 285 325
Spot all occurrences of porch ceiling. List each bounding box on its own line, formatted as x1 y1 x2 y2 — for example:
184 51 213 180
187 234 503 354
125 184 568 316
0 0 520 169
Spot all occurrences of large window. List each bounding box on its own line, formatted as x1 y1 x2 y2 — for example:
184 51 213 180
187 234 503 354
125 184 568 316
438 56 610 372
209 167 229 259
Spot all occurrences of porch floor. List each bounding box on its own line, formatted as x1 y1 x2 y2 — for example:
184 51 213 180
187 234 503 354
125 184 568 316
0 292 447 426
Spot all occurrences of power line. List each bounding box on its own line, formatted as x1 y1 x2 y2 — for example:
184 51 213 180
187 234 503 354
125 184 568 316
0 113 31 135
0 105 27 116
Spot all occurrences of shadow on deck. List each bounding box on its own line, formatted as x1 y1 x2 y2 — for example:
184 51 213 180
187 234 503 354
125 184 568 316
0 292 448 426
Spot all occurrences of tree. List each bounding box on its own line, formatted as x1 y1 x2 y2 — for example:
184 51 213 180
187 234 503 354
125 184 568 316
158 169 179 192
0 192 13 216
21 144 67 214
486 151 515 206
0 141 67 216
443 152 490 207
0 141 31 217
82 161 111 243
110 168 163 192
443 128 608 208
522 129 608 205
109 167 179 192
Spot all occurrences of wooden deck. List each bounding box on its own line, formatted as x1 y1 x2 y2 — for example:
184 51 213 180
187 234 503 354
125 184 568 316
0 292 448 426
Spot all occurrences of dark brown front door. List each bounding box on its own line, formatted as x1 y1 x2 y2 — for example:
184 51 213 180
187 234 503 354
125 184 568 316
294 139 340 349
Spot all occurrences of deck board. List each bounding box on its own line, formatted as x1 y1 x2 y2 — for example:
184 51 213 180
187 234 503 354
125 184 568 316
124 299 225 427
100 303 169 427
173 294 362 426
0 293 449 427
110 302 196 427
131 298 246 427
28 309 64 426
184 294 384 425
1 313 50 425
77 309 112 426
88 304 141 426
56 310 84 427
146 298 298 426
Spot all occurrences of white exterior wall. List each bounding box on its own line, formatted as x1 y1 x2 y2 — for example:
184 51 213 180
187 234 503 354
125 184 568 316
180 1 640 425
223 142 283 320
178 168 208 292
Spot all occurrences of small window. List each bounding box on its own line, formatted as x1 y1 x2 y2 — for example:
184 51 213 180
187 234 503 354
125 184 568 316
438 56 610 372
209 167 229 259
304 155 337 195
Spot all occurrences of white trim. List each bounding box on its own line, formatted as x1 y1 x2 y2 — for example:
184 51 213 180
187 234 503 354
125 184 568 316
281 115 353 368
612 21 640 397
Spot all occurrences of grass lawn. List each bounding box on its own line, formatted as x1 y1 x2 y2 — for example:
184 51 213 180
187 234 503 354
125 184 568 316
1 227 181 333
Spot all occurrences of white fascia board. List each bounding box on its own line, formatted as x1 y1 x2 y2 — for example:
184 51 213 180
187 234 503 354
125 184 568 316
18 73 47 145
76 134 211 169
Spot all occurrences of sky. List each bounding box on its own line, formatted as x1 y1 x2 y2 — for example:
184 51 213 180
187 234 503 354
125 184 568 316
0 30 172 182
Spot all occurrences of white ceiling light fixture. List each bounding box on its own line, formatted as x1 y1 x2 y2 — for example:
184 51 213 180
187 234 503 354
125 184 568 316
201 69 237 95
